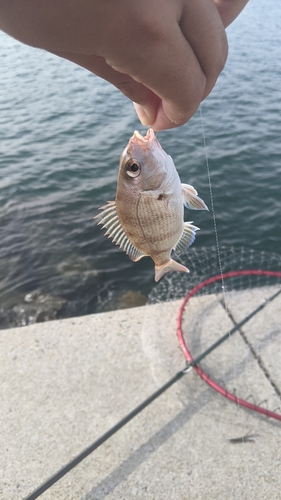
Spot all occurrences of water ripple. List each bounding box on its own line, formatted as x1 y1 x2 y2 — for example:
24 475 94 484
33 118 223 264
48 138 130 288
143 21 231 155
0 0 281 327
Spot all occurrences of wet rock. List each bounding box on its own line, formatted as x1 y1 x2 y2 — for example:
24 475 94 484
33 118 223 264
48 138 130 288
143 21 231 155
100 290 147 312
0 291 66 328
116 291 147 309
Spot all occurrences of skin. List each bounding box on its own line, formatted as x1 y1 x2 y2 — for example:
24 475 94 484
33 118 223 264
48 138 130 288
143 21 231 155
0 0 249 131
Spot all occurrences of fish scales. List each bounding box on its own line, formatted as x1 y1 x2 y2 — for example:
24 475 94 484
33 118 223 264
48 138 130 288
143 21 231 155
135 197 182 255
96 129 208 282
116 192 183 263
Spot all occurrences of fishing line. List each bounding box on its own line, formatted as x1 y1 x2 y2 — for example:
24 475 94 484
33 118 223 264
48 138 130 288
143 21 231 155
24 284 281 500
198 106 240 408
23 117 280 499
199 105 226 296
197 110 280 422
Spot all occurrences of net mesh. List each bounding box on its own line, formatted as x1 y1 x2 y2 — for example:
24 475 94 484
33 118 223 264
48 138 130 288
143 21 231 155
147 245 281 420
148 245 281 304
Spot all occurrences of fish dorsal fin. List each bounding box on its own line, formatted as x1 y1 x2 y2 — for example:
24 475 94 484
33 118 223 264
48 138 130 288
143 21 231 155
182 183 209 211
174 221 199 255
95 201 145 262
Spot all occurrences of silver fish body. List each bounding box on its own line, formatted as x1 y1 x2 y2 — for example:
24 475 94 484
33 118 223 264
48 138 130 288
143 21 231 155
96 129 208 281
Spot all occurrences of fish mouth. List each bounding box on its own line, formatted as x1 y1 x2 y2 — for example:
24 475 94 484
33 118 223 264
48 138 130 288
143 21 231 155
127 128 160 153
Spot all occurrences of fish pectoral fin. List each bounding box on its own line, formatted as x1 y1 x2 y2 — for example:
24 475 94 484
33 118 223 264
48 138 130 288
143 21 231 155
182 183 208 211
154 259 189 282
174 222 199 255
95 201 145 262
141 189 166 200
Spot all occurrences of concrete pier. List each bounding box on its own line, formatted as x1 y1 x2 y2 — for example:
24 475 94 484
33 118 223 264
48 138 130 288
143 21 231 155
1 287 281 499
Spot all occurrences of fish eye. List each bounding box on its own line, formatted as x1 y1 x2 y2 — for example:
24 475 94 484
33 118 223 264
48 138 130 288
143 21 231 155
125 159 141 178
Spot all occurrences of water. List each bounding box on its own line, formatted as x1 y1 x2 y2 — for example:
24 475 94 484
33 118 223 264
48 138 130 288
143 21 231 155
0 0 281 328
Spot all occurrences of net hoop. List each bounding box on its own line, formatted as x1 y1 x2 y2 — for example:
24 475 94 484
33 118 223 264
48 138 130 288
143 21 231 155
177 269 281 422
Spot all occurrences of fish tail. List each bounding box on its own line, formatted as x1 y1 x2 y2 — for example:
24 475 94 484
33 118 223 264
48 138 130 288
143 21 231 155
154 260 189 282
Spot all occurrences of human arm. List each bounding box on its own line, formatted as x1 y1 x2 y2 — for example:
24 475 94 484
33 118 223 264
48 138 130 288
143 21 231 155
0 0 249 131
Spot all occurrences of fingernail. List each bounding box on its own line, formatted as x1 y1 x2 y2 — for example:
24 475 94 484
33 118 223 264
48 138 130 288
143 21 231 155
133 103 152 126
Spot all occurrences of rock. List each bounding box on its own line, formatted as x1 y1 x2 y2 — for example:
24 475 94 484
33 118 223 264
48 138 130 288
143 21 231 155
0 291 66 328
100 290 147 312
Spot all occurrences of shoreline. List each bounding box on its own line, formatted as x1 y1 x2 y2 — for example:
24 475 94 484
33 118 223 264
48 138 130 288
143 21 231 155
1 288 281 499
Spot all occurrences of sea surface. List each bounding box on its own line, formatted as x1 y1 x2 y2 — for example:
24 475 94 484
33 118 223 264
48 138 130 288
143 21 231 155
0 0 281 328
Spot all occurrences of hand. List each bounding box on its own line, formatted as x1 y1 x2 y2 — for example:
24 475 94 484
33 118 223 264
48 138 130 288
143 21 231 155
0 0 248 131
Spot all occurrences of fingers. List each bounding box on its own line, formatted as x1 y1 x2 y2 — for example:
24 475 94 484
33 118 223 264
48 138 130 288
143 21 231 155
0 0 240 132
180 0 228 99
214 0 249 28
102 0 227 130
57 0 228 131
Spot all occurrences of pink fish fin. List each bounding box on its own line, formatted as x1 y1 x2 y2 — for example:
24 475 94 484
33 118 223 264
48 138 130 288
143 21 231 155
94 201 145 262
154 260 189 282
182 183 208 211
174 221 199 255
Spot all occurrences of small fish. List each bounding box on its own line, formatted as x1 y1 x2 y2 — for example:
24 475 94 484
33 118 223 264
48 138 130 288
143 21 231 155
95 129 208 282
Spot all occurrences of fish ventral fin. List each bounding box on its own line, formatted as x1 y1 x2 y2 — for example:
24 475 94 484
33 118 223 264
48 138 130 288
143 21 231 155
182 183 208 211
174 221 199 255
94 201 145 262
154 260 189 282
